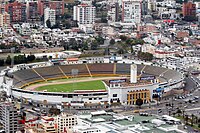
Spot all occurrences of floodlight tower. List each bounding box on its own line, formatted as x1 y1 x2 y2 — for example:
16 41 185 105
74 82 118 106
130 64 137 83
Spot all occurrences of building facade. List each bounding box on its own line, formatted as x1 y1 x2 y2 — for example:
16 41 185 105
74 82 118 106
122 0 141 23
182 1 196 17
56 113 78 132
5 1 26 23
26 1 38 22
44 7 56 27
73 4 96 25
0 102 20 133
0 12 10 28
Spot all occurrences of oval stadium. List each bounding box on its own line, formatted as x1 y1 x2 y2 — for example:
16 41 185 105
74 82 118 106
0 58 185 108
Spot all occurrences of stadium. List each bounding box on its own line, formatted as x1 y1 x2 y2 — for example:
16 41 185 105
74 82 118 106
0 57 185 108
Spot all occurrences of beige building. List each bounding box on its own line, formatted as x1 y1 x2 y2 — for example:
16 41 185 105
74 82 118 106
56 113 77 133
0 12 10 28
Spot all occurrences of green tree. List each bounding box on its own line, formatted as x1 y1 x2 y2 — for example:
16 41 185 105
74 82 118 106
191 114 195 126
136 98 143 108
176 109 182 117
46 19 51 28
120 35 127 41
0 59 4 66
183 16 197 22
138 51 153 61
110 39 115 45
5 55 11 65
27 55 36 62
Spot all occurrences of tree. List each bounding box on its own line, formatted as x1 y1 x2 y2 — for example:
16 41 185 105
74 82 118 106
46 19 51 28
110 39 115 45
185 115 189 125
176 109 182 117
138 51 153 61
49 108 60 115
0 59 4 66
191 114 195 126
27 55 35 62
183 15 198 22
5 55 11 65
136 99 143 108
120 35 127 41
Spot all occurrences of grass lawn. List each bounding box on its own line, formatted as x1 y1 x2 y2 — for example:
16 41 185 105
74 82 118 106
35 80 106 92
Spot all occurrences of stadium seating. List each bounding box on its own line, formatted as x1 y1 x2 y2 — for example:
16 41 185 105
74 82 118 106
13 69 43 86
59 64 89 76
116 64 130 74
12 63 183 88
163 70 183 82
143 66 166 76
34 66 64 79
87 63 114 74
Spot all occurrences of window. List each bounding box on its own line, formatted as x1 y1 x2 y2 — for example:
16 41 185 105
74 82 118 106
113 94 117 97
89 98 92 100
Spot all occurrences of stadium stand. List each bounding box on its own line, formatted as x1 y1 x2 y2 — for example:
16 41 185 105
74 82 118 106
59 64 89 76
11 63 183 88
163 70 183 81
12 69 43 86
116 64 130 75
87 63 114 74
143 66 167 76
34 66 64 79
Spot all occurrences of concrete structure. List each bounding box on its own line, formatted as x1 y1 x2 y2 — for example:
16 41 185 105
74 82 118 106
130 64 137 83
0 12 10 28
107 2 119 23
5 1 26 23
38 0 64 16
0 102 20 133
73 4 96 25
122 0 141 24
44 7 56 27
26 1 38 22
183 1 196 17
74 112 186 133
56 113 77 132
1 62 184 106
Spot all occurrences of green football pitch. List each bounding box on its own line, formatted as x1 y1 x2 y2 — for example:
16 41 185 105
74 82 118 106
35 80 106 92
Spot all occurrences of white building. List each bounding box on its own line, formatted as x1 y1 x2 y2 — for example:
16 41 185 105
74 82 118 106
73 4 96 25
122 0 141 24
44 8 56 28
56 113 78 133
0 102 20 133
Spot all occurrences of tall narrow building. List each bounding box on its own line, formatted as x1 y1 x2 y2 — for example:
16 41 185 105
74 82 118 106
0 102 20 133
5 1 26 23
73 4 96 25
44 7 56 27
122 0 141 24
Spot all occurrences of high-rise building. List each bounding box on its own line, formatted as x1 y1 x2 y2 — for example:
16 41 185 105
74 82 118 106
44 7 56 27
38 0 49 16
183 1 196 17
56 113 78 133
49 1 64 16
0 102 20 133
0 4 5 14
107 2 119 22
73 4 96 25
5 1 26 23
0 12 10 28
38 0 64 16
122 0 141 23
26 1 38 22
